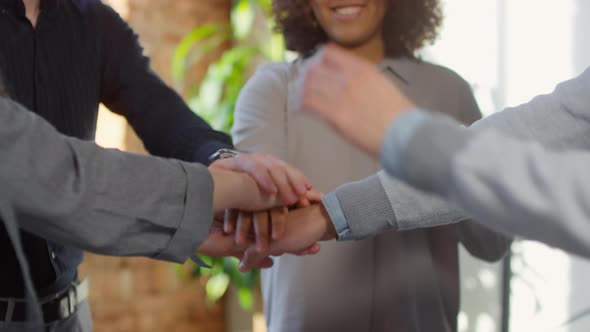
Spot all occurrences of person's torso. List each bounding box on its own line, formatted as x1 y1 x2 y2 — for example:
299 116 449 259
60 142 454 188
260 57 470 332
0 0 103 297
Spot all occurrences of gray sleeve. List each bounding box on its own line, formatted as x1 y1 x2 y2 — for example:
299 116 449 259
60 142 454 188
231 63 289 158
329 75 511 261
451 77 513 261
470 69 590 147
0 97 214 264
385 111 590 258
331 68 590 244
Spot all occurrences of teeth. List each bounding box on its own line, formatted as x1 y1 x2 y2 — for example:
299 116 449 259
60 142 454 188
334 6 362 15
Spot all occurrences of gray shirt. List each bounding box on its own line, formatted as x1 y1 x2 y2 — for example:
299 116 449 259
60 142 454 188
0 96 214 323
233 57 510 332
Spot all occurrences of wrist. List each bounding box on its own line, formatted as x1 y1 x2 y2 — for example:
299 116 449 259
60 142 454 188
210 168 242 211
317 204 337 241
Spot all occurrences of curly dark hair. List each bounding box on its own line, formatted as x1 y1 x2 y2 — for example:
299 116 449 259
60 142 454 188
273 0 443 58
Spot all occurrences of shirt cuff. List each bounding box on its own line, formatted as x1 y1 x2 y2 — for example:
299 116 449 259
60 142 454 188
153 162 214 265
321 193 354 241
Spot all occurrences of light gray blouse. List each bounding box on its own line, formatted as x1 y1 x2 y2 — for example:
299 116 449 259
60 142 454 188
232 57 511 332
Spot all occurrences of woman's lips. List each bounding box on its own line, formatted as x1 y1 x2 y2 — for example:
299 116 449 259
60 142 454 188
332 6 364 21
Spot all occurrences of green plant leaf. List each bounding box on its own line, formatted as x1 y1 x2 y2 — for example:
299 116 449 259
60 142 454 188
206 273 231 303
172 24 220 84
238 287 254 311
174 1 286 304
232 0 255 40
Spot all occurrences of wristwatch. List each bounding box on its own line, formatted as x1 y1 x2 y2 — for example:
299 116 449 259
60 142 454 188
208 148 240 163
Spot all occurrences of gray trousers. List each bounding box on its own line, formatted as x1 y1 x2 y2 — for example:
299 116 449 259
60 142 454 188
0 300 92 332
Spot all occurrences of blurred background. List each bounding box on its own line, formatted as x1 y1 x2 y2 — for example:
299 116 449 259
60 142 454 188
87 0 590 331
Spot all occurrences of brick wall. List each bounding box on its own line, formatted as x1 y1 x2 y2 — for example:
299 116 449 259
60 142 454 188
84 1 232 331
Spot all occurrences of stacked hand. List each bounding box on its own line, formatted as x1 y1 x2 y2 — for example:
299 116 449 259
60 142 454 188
196 153 337 270
195 42 408 270
223 190 334 272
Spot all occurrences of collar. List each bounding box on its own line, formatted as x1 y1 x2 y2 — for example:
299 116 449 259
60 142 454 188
378 58 411 86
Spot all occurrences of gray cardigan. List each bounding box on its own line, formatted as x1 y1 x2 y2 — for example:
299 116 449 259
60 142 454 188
233 57 511 332
328 66 590 258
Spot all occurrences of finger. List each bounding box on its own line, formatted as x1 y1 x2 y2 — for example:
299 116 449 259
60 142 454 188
307 243 321 255
233 253 274 270
223 209 238 234
268 164 297 204
305 190 324 203
235 212 253 246
253 211 271 253
250 162 279 194
218 156 279 194
284 164 311 197
239 245 269 272
270 206 288 240
294 243 321 256
254 257 274 269
296 198 311 209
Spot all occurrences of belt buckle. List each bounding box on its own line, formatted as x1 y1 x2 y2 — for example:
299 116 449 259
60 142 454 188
68 285 77 315
58 283 77 319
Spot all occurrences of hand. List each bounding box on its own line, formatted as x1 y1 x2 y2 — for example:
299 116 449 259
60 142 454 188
223 190 325 243
238 203 336 272
196 216 274 269
302 44 416 157
210 153 312 205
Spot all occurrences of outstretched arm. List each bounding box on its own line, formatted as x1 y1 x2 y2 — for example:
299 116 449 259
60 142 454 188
0 97 282 263
302 45 590 257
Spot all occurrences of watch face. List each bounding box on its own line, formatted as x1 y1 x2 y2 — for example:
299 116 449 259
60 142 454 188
220 152 237 159
210 149 240 162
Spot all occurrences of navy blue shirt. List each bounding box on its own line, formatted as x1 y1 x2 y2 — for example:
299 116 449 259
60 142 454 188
0 0 232 297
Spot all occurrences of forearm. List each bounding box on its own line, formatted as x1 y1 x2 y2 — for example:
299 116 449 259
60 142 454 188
1 97 213 263
98 4 232 165
383 111 590 258
210 168 282 212
324 171 468 240
469 68 590 149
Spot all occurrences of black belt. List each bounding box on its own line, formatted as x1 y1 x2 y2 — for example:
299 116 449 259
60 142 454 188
0 278 88 323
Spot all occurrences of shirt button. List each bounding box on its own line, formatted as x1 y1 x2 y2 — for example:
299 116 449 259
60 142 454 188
51 251 56 259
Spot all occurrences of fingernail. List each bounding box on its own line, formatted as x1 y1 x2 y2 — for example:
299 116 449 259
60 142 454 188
238 263 246 272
